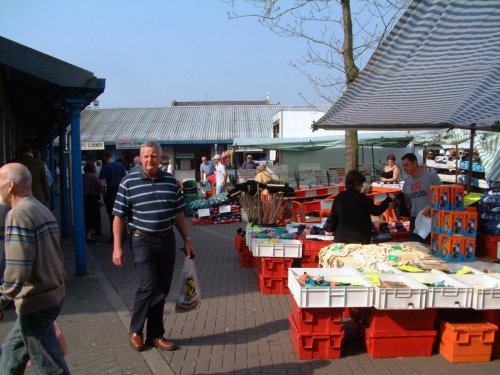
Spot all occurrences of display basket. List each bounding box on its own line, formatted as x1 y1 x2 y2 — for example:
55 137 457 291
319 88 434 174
288 267 374 308
369 274 428 310
450 274 500 310
250 239 302 258
407 273 472 308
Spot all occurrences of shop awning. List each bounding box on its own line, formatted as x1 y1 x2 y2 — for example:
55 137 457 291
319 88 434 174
312 0 500 132
234 132 413 152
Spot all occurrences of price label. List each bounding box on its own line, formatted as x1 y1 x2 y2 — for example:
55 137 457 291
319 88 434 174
219 205 231 213
198 208 210 217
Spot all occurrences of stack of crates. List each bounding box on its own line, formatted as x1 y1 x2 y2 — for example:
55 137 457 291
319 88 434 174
430 185 478 261
438 318 498 362
254 257 293 294
300 239 334 268
288 295 345 359
359 308 437 358
234 235 254 267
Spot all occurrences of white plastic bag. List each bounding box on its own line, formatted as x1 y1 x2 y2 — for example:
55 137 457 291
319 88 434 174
414 211 432 239
175 257 201 313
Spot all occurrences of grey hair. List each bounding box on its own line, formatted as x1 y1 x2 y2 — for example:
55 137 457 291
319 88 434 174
256 164 265 172
3 163 32 189
140 140 162 154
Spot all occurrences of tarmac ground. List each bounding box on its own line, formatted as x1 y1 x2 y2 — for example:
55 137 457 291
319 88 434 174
1 206 500 374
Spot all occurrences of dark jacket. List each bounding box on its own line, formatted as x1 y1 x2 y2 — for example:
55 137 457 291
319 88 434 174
324 189 391 244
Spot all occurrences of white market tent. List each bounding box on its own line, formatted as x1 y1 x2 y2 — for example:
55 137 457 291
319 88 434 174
313 0 500 184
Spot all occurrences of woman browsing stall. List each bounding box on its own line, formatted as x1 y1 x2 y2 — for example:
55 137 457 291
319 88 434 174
324 170 393 244
380 154 400 183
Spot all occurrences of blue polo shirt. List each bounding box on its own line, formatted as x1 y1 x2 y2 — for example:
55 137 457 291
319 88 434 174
112 168 185 233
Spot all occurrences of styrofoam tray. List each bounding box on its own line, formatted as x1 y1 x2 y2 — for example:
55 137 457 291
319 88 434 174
251 239 302 258
368 274 427 310
288 267 374 308
450 274 500 310
407 273 472 308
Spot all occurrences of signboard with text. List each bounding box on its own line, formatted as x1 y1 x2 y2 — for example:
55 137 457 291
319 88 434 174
116 140 144 149
81 141 105 150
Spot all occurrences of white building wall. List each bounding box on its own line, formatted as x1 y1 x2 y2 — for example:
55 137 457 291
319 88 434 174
276 110 339 138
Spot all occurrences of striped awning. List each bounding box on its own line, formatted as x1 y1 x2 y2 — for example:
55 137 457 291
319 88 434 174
313 0 500 132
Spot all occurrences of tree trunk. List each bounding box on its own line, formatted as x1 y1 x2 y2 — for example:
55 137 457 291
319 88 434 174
341 0 360 172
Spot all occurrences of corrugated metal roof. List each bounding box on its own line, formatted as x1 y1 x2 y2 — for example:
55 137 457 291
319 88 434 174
80 105 330 143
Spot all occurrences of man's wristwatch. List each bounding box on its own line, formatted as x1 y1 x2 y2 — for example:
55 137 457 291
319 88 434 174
184 236 191 242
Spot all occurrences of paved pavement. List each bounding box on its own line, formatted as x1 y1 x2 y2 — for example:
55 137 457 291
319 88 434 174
1 207 500 374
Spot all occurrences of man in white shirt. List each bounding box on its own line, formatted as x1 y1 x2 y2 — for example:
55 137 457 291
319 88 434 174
212 155 227 195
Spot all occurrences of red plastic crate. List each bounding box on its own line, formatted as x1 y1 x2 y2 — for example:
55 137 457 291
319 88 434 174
241 243 250 254
477 233 500 259
438 319 498 363
254 257 294 277
300 261 319 268
255 268 288 294
239 251 254 267
289 294 344 334
365 327 437 358
483 310 500 359
362 308 437 331
234 234 244 253
289 313 344 359
301 239 334 263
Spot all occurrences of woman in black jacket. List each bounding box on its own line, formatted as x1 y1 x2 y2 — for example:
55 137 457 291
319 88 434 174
324 170 392 244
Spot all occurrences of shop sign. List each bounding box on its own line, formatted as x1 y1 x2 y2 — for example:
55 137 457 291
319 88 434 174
81 141 105 150
176 153 194 159
116 140 143 149
269 150 277 161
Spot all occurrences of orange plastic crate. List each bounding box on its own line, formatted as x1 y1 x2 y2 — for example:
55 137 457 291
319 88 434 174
365 327 436 358
289 313 344 359
289 294 344 334
302 239 334 263
483 310 500 359
254 257 294 277
255 268 288 294
239 251 254 267
438 320 498 363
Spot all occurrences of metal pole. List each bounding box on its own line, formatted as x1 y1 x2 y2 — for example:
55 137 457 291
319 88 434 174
67 96 87 276
466 124 476 194
59 124 70 236
371 145 375 182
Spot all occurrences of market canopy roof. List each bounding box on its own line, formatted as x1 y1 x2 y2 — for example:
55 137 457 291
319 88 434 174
313 0 500 132
234 132 413 152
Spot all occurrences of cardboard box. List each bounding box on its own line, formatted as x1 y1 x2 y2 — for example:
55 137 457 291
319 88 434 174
450 211 467 236
431 209 441 233
438 234 463 261
450 185 465 211
431 233 440 255
465 210 478 238
441 211 454 235
462 237 476 261
431 185 451 210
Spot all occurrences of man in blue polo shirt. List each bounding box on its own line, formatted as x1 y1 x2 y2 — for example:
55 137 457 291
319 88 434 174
111 140 195 352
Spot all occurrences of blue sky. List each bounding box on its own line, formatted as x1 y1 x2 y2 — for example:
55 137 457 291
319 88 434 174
0 0 371 108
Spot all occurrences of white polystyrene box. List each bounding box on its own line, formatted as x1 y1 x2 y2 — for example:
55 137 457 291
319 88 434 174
450 274 500 310
251 239 302 258
463 261 500 274
369 274 427 310
288 267 374 308
407 273 472 308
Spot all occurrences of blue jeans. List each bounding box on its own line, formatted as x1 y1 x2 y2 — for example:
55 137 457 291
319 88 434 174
130 232 176 338
0 302 69 374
